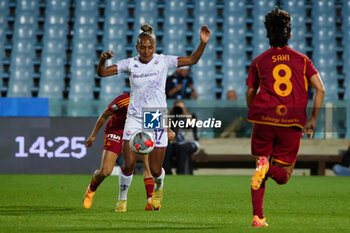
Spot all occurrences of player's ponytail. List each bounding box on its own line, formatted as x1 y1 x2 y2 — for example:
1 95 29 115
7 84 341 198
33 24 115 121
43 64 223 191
264 8 291 47
137 24 156 44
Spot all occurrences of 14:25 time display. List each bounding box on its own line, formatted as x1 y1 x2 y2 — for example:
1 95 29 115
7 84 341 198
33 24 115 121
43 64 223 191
15 136 87 159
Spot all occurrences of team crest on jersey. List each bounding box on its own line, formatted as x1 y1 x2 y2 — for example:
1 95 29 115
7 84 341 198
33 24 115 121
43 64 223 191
154 60 159 64
143 110 162 129
111 104 118 111
133 64 139 68
126 130 132 136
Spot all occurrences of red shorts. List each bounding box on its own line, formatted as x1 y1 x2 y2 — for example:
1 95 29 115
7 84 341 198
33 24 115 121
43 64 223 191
103 133 123 155
251 123 302 165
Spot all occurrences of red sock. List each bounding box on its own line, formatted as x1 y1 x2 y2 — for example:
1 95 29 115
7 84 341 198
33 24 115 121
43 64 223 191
144 177 155 199
89 177 99 192
267 164 290 184
251 179 266 219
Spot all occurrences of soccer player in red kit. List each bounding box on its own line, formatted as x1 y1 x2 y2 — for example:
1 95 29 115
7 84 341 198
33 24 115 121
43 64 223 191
246 8 325 227
83 93 155 211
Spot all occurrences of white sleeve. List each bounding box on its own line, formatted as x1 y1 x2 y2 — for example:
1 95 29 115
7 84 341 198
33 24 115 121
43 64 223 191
163 55 178 69
115 58 131 74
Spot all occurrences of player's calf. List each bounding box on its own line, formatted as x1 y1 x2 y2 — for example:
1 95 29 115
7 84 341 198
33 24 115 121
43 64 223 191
266 164 291 185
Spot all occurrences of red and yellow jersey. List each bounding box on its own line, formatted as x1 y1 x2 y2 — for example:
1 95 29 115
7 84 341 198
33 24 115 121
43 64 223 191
105 93 130 134
246 46 318 129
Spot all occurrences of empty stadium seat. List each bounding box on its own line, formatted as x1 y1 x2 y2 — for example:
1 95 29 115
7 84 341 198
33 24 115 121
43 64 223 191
42 40 66 54
66 99 95 116
38 79 64 98
7 79 32 97
17 0 38 11
106 0 126 11
46 0 70 11
100 77 125 100
70 67 95 81
68 80 94 100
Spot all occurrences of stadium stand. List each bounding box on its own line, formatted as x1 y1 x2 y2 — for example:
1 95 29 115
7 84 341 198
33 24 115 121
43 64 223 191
191 0 218 99
163 0 187 56
281 0 307 54
252 0 276 58
222 0 247 99
312 0 338 100
0 1 8 91
343 0 350 100
68 0 98 101
100 0 128 99
8 0 39 97
39 0 70 99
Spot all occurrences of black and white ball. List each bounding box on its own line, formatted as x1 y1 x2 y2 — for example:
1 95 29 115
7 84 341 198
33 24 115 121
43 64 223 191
129 130 155 154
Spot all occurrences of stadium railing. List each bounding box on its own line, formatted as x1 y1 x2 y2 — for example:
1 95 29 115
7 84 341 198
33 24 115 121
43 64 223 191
193 138 344 176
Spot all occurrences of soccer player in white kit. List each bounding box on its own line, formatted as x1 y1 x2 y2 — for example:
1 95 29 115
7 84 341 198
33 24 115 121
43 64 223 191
97 24 211 211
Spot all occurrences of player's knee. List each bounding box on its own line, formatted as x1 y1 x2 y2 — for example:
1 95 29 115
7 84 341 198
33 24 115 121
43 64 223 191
150 167 162 177
122 165 134 175
276 173 290 185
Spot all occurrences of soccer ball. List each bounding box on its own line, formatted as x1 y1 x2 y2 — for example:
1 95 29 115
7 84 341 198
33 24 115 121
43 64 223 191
129 130 155 154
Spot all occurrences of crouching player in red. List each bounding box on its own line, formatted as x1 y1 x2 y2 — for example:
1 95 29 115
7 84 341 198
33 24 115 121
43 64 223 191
83 92 155 211
246 8 325 227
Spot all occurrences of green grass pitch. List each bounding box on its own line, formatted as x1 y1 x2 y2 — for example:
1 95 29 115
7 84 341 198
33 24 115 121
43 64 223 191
0 175 349 233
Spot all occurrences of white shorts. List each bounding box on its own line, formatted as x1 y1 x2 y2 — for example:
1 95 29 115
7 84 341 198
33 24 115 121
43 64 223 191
123 115 168 148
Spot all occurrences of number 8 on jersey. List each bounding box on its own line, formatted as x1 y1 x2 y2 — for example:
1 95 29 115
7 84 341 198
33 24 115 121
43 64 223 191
273 64 292 97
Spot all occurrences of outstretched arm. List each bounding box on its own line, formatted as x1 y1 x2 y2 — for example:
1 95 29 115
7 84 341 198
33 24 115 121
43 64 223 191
96 51 118 77
303 73 325 139
86 109 113 147
178 25 211 67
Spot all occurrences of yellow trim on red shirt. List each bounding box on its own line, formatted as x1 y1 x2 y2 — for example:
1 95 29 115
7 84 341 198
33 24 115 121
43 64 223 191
247 118 304 129
272 158 293 165
117 98 130 105
118 102 129 108
256 63 262 88
303 58 308 92
117 99 130 108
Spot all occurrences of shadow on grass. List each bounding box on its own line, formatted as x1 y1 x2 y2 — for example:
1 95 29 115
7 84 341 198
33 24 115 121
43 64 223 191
49 226 221 232
0 205 78 216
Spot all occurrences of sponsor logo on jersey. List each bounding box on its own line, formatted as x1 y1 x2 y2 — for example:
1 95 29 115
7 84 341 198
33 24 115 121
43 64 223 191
132 71 159 79
107 134 121 141
133 64 139 68
143 110 162 129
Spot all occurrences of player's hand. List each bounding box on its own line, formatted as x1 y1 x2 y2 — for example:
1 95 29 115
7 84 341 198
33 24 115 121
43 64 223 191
100 51 114 61
86 135 95 147
168 128 175 141
200 25 211 44
303 118 316 139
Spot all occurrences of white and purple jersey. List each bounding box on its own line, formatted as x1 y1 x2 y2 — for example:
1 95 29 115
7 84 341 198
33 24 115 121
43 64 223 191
115 54 178 118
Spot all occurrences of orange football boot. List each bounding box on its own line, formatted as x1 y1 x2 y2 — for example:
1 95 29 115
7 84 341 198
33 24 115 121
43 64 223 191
83 186 95 209
252 215 268 227
145 200 153 211
251 156 269 190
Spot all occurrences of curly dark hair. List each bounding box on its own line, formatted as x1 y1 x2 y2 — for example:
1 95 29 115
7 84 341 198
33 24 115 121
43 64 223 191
264 8 291 47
